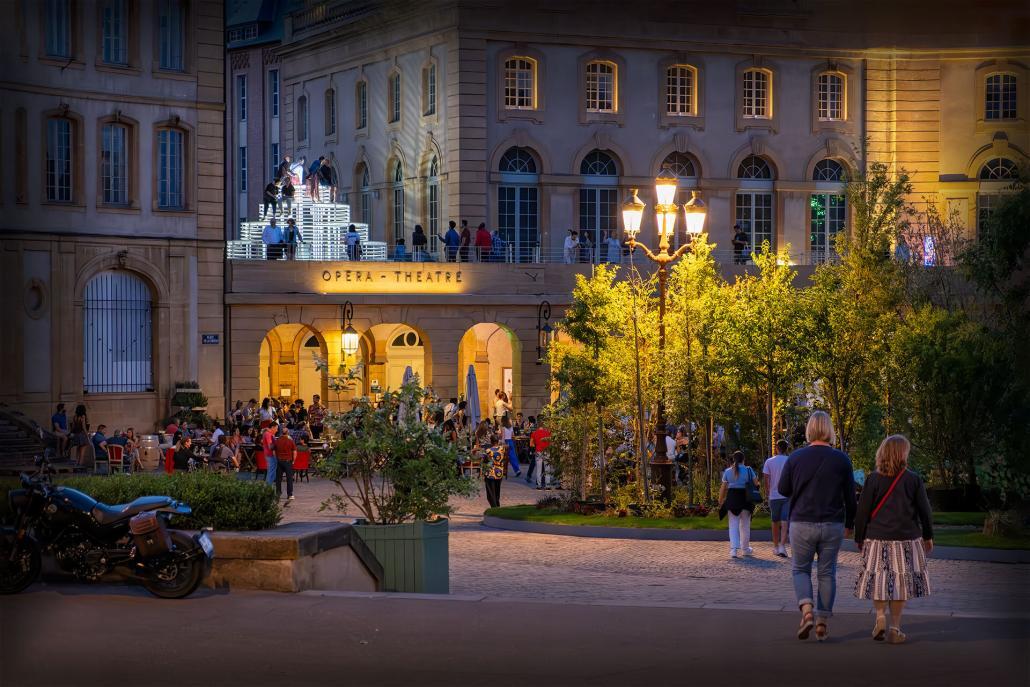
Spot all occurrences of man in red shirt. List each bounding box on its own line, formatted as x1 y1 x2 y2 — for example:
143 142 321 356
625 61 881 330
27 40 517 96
474 222 492 262
530 421 553 490
273 426 297 500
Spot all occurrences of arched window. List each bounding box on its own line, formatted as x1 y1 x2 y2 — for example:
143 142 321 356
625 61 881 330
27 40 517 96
296 95 308 142
579 150 619 263
666 65 697 116
391 330 423 347
978 157 1018 180
985 74 1017 121
810 159 847 263
817 72 845 121
498 147 540 263
585 61 616 113
977 157 1020 238
427 155 440 250
742 68 771 118
45 116 74 202
324 88 336 136
504 57 536 110
391 160 404 243
660 151 696 179
83 271 153 393
735 155 774 255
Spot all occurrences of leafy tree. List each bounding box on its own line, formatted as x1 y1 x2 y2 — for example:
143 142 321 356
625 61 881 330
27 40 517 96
840 161 913 266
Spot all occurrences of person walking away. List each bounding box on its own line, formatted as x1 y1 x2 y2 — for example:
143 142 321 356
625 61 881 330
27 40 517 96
530 420 552 489
308 395 326 439
273 426 297 500
284 218 303 259
262 218 283 260
490 228 506 263
563 230 579 264
854 434 933 644
280 179 295 218
261 421 278 486
474 223 492 262
307 156 325 199
69 405 90 466
262 180 280 219
500 416 521 478
732 223 750 265
458 220 471 262
412 224 428 261
483 434 506 508
763 439 792 557
719 451 759 558
346 225 361 261
51 403 69 458
444 221 460 262
778 410 856 642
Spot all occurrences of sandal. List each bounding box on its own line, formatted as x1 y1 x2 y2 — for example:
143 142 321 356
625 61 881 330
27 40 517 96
797 610 815 640
887 627 906 644
872 616 887 641
815 622 829 642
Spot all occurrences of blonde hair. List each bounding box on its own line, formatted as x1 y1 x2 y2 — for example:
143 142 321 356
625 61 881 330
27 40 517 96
805 410 836 445
875 434 910 476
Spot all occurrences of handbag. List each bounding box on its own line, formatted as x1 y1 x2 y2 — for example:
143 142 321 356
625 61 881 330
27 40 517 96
745 466 763 505
870 470 906 520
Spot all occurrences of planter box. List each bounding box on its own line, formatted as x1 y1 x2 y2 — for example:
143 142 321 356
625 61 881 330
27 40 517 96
352 518 449 594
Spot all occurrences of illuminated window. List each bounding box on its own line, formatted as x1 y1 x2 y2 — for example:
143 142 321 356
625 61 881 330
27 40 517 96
736 155 774 252
158 0 185 72
666 65 696 116
985 74 1017 120
389 72 401 124
101 123 128 204
325 88 336 136
817 72 844 121
585 61 615 113
742 69 770 118
810 159 846 262
101 0 128 65
504 57 536 110
157 128 184 209
46 117 73 202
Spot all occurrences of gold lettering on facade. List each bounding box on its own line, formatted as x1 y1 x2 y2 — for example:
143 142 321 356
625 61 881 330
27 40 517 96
319 266 465 293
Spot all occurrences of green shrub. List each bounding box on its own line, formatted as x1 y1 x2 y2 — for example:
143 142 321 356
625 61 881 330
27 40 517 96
0 473 279 531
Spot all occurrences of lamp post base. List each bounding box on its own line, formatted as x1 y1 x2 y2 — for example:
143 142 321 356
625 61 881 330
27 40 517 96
650 460 674 503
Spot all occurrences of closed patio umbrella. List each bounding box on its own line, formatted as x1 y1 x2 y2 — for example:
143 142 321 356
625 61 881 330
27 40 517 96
397 365 416 424
465 365 480 438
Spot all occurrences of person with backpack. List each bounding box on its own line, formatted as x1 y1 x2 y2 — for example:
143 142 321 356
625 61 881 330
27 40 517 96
778 410 857 642
854 434 933 644
719 450 761 558
763 439 792 557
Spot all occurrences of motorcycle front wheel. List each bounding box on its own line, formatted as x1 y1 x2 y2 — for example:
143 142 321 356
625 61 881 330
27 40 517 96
0 532 41 595
143 531 206 599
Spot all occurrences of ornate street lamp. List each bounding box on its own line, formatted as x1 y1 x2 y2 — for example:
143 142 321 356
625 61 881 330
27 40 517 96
536 300 553 365
622 174 708 501
340 301 359 357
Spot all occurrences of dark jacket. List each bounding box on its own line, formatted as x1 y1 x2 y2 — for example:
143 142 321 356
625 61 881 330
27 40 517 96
778 444 857 529
263 183 278 202
412 229 427 248
854 469 933 544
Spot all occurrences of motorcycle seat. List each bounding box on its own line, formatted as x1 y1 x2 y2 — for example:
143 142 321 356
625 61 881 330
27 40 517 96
92 496 174 526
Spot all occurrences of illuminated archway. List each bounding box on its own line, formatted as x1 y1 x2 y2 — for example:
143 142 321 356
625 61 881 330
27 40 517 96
365 324 430 396
258 323 328 406
457 323 521 420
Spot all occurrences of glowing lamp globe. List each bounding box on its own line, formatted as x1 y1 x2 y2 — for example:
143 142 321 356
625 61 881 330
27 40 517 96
342 324 359 356
683 191 707 235
655 169 678 207
622 188 645 239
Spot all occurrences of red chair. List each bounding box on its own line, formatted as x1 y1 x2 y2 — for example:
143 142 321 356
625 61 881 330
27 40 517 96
107 445 125 474
254 450 268 480
164 447 176 475
294 450 311 483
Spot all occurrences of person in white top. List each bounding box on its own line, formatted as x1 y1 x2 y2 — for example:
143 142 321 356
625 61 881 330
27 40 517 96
563 230 579 264
493 391 513 423
604 231 622 264
763 439 792 557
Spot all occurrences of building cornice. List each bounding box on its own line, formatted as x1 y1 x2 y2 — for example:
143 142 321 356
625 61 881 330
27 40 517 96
0 81 225 111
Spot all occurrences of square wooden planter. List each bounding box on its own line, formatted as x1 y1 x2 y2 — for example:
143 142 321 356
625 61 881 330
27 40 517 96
351 518 449 594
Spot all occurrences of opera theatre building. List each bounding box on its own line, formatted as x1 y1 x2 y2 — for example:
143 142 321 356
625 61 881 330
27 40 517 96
1 0 1026 430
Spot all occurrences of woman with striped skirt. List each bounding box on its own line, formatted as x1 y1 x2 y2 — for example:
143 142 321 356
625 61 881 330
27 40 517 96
854 434 934 644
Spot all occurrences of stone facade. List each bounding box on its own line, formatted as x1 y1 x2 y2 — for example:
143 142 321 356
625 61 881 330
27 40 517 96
0 0 225 432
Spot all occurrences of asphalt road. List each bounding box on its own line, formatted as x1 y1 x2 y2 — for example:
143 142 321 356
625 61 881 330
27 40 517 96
2 585 1028 687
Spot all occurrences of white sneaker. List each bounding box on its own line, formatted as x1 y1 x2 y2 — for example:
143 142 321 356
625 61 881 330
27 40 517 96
730 548 739 559
743 547 754 557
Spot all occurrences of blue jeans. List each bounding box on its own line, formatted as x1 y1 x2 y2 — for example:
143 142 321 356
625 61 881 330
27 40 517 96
505 439 521 474
789 521 845 619
265 454 278 485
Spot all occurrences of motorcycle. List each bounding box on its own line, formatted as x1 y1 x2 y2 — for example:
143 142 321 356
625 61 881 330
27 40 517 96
1 454 214 598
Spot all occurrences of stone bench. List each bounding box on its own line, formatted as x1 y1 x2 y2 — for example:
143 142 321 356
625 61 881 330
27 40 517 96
205 521 383 593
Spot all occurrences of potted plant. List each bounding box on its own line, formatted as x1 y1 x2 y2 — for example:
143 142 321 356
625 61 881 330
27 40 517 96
317 378 477 593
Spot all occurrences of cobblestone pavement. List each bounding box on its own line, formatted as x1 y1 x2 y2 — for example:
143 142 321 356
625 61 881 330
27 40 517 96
277 476 1030 617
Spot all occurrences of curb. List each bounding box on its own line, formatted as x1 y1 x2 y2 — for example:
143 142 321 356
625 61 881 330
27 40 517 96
481 516 1030 564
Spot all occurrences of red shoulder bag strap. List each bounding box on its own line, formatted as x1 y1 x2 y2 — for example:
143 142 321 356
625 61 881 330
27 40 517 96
871 470 906 520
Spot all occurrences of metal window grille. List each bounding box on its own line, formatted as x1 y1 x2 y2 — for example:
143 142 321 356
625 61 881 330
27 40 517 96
101 0 127 65
157 129 183 209
389 73 401 123
297 96 308 141
45 0 71 58
500 147 537 174
737 155 772 180
424 64 436 116
661 151 696 178
580 150 617 176
325 89 336 135
809 193 846 261
586 62 615 112
743 70 768 118
666 65 695 115
83 271 153 393
357 81 367 128
101 123 127 204
237 74 247 121
504 58 535 109
46 118 72 202
978 157 1018 180
158 0 184 71
269 69 279 117
985 74 1017 120
818 73 843 120
812 159 845 181
736 192 774 250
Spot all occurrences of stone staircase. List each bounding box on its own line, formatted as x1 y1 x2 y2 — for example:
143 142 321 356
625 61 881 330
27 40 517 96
0 406 51 476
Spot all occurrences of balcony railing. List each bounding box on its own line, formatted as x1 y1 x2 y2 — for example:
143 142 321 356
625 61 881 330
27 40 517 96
291 1 373 35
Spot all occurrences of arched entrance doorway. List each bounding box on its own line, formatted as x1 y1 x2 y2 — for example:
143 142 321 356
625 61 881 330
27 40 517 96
258 323 328 405
457 324 520 421
365 324 430 396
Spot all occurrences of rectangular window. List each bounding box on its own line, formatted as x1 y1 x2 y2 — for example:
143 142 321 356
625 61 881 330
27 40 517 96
238 146 247 193
269 69 280 118
504 58 535 109
269 142 279 180
237 74 247 121
423 64 436 116
977 193 1000 238
157 129 184 209
297 97 308 142
46 118 72 202
361 191 371 228
158 0 185 71
428 182 439 244
101 123 128 205
578 187 617 261
735 192 774 252
818 73 844 121
743 70 769 118
45 0 72 58
389 73 401 123
356 81 368 129
666 66 695 116
500 185 539 262
325 89 336 136
985 74 1017 120
586 62 615 113
101 0 128 65
809 193 845 262
392 185 404 242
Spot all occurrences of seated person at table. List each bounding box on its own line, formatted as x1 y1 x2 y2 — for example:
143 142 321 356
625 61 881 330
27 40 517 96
210 435 238 471
91 425 110 462
291 421 312 445
172 437 194 471
106 429 129 468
